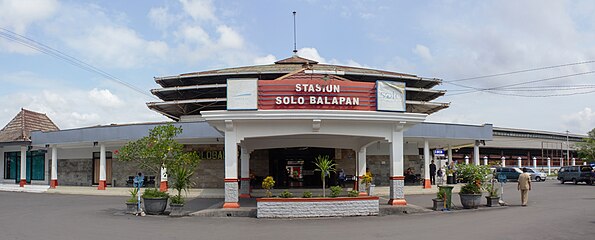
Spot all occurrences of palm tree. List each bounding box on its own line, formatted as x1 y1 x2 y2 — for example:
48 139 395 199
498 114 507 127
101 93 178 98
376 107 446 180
314 155 337 197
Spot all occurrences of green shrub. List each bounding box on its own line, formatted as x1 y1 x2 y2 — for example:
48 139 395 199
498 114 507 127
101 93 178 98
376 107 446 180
170 194 184 204
330 186 343 198
347 190 359 197
302 191 313 198
436 188 446 199
279 190 293 198
142 188 169 199
262 176 275 197
127 188 139 203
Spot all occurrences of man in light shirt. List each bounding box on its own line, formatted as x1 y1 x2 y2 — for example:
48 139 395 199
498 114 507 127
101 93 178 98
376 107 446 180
517 167 532 206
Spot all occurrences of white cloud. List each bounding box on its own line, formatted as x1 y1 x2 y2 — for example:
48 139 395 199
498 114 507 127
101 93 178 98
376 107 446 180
88 88 123 108
297 47 326 63
148 6 178 33
179 0 217 22
562 107 595 134
253 54 276 65
413 44 433 62
0 0 59 54
66 26 169 69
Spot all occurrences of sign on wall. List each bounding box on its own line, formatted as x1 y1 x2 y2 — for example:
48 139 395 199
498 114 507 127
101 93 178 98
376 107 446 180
376 80 406 112
258 79 377 110
227 78 258 110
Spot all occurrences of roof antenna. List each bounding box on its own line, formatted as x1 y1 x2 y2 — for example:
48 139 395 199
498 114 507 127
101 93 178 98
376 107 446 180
292 11 298 56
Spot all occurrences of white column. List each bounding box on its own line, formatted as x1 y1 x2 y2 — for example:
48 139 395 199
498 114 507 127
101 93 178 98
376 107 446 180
388 124 406 205
50 146 58 188
223 120 239 208
532 157 537 168
239 146 250 198
447 145 452 164
19 146 27 187
464 156 469 165
517 157 522 168
423 139 431 188
159 165 168 191
473 140 480 165
98 144 106 190
501 156 506 167
483 156 488 166
571 158 576 166
357 147 367 195
547 157 551 175
560 157 564 167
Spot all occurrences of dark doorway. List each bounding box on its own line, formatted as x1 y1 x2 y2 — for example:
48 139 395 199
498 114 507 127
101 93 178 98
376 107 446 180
269 147 335 188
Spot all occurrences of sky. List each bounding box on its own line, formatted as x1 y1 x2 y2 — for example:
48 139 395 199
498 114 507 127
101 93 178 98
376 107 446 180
0 0 594 135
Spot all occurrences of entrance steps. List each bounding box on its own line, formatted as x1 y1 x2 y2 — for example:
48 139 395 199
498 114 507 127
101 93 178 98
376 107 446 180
0 184 49 193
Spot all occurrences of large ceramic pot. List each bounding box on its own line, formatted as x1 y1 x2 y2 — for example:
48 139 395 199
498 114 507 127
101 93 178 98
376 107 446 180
432 198 446 211
485 196 500 207
143 197 168 215
447 176 455 184
126 202 138 214
459 193 482 209
169 203 184 217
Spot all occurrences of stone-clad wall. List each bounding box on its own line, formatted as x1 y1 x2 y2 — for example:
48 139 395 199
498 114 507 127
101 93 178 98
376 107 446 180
185 144 224 188
112 160 142 187
257 198 379 218
58 159 92 186
367 155 421 186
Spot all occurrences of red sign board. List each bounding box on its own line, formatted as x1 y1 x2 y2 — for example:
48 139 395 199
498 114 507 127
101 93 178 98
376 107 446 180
258 78 376 110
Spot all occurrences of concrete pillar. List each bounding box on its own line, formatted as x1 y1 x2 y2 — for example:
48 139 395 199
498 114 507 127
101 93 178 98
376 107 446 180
388 124 406 205
447 145 452 164
50 146 58 188
517 157 522 168
571 158 576 166
19 146 27 187
483 156 488 166
532 157 537 168
223 120 239 208
547 157 551 175
239 146 250 198
501 156 506 167
423 139 431 189
357 147 367 196
473 140 480 165
560 157 564 167
159 165 168 191
464 156 469 165
98 144 107 190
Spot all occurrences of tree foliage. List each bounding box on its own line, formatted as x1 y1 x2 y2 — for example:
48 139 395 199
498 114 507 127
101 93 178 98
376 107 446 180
116 124 201 194
576 128 595 162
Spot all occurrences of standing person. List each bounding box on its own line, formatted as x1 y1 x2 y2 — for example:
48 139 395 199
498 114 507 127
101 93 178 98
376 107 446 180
429 160 437 185
517 167 532 206
338 169 346 187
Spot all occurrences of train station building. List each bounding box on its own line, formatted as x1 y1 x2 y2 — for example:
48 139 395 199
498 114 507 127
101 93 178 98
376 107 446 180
0 55 586 208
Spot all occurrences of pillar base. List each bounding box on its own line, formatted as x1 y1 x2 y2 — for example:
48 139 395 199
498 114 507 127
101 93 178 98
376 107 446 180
423 179 431 189
159 181 168 192
239 194 251 198
388 198 407 205
98 180 106 190
223 202 240 208
358 192 368 196
50 179 58 188
19 179 26 187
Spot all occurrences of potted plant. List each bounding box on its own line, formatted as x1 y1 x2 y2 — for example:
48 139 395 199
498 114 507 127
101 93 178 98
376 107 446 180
456 163 491 209
142 188 169 215
262 176 275 197
314 155 336 197
169 161 198 217
432 188 446 211
485 176 500 207
126 188 139 214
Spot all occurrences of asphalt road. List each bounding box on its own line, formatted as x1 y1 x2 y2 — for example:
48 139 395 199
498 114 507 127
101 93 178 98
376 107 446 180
1 180 593 240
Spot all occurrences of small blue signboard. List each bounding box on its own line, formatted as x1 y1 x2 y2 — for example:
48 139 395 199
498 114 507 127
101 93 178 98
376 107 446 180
434 149 445 156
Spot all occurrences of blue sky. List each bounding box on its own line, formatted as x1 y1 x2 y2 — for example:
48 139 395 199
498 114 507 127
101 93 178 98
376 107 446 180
0 0 594 134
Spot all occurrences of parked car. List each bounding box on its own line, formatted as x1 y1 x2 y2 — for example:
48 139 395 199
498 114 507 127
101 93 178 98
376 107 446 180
557 166 594 185
524 168 547 181
494 167 523 181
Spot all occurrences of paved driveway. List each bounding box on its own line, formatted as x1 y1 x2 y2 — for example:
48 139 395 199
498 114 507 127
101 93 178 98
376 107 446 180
1 180 593 240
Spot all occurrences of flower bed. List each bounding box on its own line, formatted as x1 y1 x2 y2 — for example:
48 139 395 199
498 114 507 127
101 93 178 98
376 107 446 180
256 196 379 218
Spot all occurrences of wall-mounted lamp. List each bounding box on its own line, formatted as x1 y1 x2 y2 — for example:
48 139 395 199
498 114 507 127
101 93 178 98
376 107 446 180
93 141 98 147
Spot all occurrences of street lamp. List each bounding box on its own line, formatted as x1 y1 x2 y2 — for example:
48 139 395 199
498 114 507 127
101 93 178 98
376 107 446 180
566 130 570 166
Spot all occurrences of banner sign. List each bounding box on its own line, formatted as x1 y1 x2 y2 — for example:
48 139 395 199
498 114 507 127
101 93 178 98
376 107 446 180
376 80 406 112
227 78 258 110
258 79 377 110
434 149 445 156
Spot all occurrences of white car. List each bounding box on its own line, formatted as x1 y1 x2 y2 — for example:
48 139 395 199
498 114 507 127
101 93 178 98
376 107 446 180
525 168 547 181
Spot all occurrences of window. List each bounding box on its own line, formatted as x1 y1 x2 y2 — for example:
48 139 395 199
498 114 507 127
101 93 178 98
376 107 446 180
3 151 45 181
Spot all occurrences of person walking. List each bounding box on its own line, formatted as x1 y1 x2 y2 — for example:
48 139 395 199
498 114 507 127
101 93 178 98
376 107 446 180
517 167 532 206
429 160 437 185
